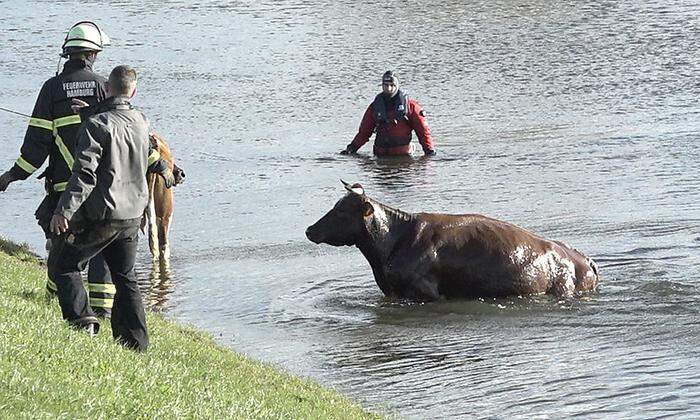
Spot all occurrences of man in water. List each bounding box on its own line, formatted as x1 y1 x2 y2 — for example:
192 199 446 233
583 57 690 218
341 71 436 156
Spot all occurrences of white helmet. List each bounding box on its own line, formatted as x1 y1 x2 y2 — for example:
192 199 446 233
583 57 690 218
61 21 110 57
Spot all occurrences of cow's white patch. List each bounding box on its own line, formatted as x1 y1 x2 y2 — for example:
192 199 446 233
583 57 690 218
512 246 557 288
530 251 558 280
559 257 577 293
513 245 577 295
512 245 529 264
148 193 159 261
372 205 390 236
369 206 393 263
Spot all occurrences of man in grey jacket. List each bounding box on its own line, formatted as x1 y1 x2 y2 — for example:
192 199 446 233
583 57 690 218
48 65 167 351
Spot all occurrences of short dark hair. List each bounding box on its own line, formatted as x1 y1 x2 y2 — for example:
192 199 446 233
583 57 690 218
108 65 137 95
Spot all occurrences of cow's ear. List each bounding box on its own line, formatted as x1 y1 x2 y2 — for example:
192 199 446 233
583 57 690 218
363 201 374 217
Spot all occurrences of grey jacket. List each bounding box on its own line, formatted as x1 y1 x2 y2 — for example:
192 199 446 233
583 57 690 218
55 96 152 222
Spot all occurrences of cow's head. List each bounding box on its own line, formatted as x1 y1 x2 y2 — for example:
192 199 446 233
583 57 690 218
305 181 375 246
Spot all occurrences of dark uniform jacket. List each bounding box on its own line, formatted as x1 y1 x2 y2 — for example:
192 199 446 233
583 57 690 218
10 59 106 191
55 96 163 223
7 59 106 231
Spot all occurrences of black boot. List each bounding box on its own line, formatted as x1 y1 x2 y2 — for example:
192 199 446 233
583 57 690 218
93 308 111 320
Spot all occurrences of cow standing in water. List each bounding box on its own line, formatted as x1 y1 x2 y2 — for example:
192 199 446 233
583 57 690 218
144 133 182 262
306 181 599 301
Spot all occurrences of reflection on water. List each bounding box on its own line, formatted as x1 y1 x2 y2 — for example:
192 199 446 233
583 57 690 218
140 259 175 312
354 155 436 187
1 0 699 418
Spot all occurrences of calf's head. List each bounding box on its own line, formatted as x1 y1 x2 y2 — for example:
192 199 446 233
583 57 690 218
305 181 375 246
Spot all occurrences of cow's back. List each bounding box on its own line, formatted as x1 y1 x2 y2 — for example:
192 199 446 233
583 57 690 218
410 213 597 297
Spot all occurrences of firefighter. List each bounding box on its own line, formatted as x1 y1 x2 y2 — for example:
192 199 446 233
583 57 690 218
341 70 436 156
0 21 116 317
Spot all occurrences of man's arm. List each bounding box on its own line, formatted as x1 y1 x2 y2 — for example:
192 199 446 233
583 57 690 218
54 121 104 221
408 100 436 156
0 81 55 191
342 104 375 154
145 135 180 188
146 149 175 188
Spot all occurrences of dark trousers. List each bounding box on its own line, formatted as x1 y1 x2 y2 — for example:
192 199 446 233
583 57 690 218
46 246 114 317
47 222 148 351
86 254 115 317
38 194 115 316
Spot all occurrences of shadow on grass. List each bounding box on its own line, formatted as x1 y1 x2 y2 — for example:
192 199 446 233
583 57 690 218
0 236 42 263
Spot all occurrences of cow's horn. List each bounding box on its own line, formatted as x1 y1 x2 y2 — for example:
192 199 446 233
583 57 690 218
341 179 364 195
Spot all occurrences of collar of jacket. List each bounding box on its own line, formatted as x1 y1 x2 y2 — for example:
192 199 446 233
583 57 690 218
96 95 133 112
62 58 94 73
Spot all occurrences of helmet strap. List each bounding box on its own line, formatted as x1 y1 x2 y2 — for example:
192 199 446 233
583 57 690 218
84 53 97 67
55 55 63 76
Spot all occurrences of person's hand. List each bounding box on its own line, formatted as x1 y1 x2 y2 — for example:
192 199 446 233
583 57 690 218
172 165 186 185
160 168 175 188
50 214 70 235
71 98 90 114
0 171 17 192
340 145 356 155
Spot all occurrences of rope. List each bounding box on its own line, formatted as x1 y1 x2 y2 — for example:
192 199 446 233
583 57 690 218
0 106 31 118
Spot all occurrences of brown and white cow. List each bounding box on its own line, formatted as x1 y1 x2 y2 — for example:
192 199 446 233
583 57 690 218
306 181 599 301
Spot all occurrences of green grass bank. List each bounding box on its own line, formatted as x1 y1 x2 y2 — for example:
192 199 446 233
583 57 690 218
0 237 380 419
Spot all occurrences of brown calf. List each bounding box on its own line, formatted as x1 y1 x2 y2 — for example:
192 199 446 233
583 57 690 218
146 132 175 262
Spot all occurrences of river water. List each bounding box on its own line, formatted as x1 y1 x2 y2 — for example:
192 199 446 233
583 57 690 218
1 1 699 418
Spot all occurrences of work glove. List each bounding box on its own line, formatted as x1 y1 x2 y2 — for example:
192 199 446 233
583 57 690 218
424 149 436 156
160 168 175 189
339 144 357 155
0 170 18 192
172 164 186 185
